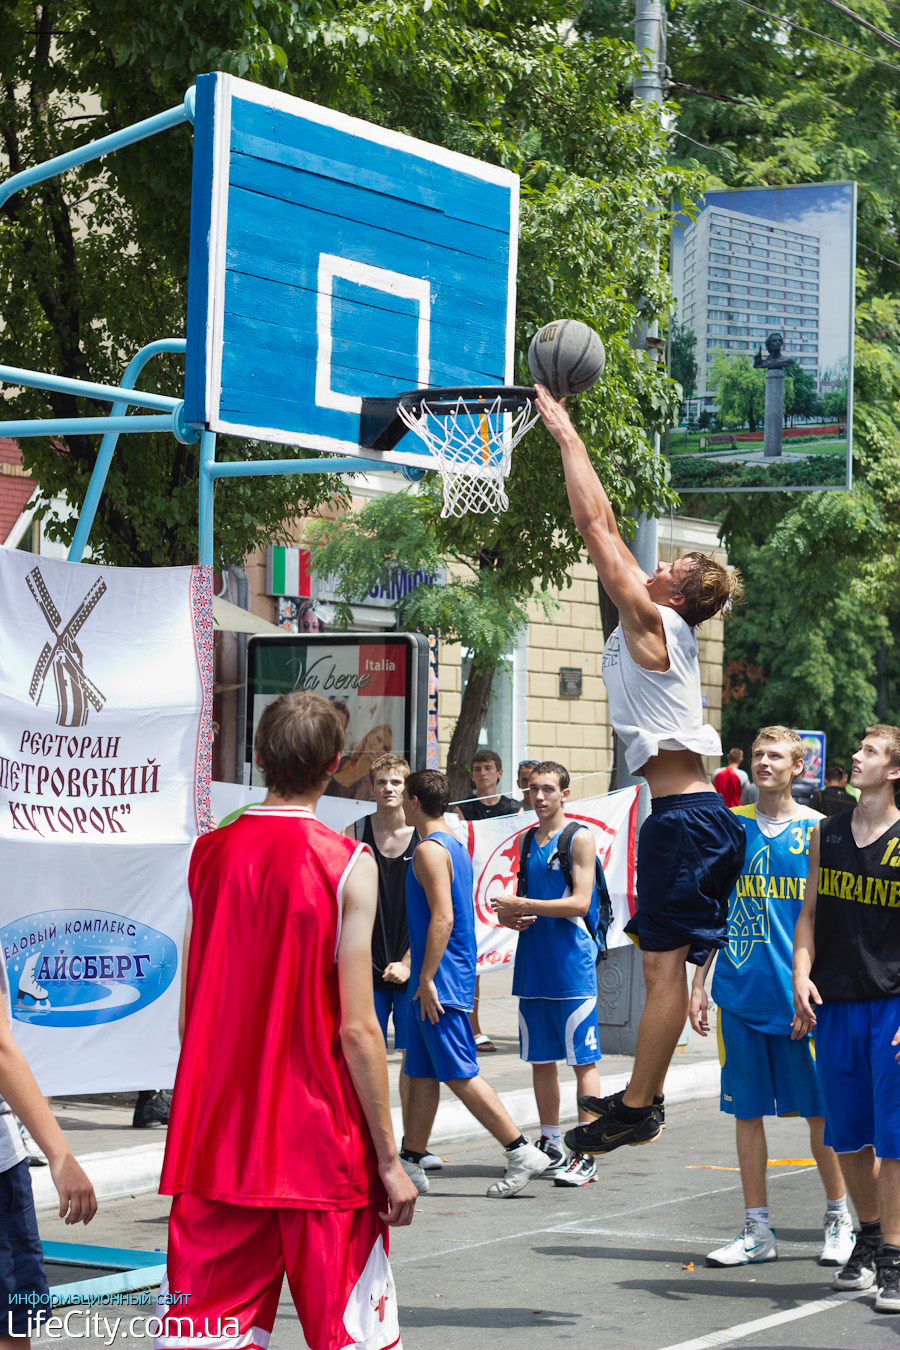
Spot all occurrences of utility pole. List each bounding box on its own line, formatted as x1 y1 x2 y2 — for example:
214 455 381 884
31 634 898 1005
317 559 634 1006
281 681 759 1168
600 0 668 1053
617 0 666 794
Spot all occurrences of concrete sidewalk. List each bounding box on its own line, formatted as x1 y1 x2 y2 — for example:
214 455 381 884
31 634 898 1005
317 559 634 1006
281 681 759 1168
31 968 721 1211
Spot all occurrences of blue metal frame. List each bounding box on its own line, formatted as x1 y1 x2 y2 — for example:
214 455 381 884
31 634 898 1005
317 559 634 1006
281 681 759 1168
0 84 421 571
41 1241 167 1305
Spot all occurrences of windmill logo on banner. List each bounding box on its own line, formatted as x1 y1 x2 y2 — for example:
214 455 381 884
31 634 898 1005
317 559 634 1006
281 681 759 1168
26 568 107 727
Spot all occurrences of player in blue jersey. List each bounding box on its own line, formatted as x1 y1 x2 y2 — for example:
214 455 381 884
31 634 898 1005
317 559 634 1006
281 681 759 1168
492 762 602 1187
398 770 550 1199
690 726 852 1268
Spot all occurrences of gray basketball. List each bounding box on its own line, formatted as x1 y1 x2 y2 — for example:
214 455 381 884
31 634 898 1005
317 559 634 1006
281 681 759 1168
528 319 606 398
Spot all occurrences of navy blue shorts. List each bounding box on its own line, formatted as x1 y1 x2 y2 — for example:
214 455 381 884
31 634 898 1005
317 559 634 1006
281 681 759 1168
373 983 409 1051
1 1157 50 1333
626 792 746 966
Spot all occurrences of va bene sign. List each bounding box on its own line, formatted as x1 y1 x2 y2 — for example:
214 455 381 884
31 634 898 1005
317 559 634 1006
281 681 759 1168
244 634 429 795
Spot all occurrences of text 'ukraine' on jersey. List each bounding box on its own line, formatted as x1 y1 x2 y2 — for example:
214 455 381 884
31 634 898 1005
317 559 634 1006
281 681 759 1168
406 831 476 1012
813 811 900 1002
711 805 821 1035
513 825 598 1000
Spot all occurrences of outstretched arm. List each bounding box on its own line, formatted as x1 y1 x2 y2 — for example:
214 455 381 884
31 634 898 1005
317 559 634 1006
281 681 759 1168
535 384 662 635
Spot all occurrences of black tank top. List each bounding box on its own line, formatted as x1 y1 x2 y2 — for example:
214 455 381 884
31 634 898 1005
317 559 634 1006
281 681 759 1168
357 815 415 989
813 810 900 1001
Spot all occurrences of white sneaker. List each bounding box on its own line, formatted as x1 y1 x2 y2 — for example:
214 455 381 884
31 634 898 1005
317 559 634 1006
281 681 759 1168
400 1157 429 1195
707 1219 777 1267
421 1152 444 1172
535 1135 567 1178
820 1210 854 1266
554 1152 598 1187
486 1140 550 1198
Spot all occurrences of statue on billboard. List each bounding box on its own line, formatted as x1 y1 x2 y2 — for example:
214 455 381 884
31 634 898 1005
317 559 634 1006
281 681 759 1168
753 332 796 458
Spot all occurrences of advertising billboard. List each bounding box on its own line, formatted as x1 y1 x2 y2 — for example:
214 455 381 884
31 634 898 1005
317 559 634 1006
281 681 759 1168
244 634 429 794
669 182 856 494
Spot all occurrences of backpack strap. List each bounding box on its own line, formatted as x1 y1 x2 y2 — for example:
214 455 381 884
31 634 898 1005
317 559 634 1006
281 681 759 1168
555 822 600 944
516 827 538 897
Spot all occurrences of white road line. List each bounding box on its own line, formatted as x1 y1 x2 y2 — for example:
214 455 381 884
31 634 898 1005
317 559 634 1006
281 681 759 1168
656 1289 870 1350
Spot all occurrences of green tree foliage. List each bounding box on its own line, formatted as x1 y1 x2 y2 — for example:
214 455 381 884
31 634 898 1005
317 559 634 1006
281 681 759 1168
0 0 353 566
670 321 699 404
786 364 821 424
577 1 900 749
708 351 764 430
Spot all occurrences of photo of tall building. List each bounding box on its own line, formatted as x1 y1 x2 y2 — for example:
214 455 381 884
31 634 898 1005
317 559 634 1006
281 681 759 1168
680 205 821 407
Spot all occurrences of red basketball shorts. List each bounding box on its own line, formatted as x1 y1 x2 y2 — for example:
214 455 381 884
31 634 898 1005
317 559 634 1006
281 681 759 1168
154 1193 401 1350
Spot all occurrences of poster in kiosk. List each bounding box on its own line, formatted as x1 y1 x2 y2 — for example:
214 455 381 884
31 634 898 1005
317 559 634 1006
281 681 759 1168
244 633 429 796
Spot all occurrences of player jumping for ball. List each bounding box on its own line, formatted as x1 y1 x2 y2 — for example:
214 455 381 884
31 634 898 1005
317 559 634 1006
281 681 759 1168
535 384 745 1154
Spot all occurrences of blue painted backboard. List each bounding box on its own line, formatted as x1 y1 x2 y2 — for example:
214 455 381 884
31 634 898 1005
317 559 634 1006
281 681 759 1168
184 73 520 468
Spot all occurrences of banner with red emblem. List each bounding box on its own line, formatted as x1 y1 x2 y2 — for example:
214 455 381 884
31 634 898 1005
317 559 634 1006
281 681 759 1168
454 787 641 973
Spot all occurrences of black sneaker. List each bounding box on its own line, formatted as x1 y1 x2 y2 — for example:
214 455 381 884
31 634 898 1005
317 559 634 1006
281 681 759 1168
564 1100 662 1155
876 1251 900 1312
132 1089 171 1128
578 1089 666 1128
833 1235 879 1291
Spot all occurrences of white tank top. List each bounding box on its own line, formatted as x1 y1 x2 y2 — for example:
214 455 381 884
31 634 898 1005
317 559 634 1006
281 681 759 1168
602 604 722 776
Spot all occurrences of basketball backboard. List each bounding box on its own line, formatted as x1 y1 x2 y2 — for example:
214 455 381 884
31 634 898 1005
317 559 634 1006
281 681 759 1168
185 73 520 470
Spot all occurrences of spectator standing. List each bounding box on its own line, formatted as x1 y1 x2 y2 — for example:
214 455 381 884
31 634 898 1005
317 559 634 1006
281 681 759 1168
811 764 857 817
456 749 523 1053
493 761 603 1187
793 724 900 1312
348 753 442 1186
517 758 540 809
691 727 852 1269
399 770 550 1199
159 692 416 1349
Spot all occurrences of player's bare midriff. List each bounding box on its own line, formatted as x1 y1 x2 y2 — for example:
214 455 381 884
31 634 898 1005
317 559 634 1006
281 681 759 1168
639 747 716 799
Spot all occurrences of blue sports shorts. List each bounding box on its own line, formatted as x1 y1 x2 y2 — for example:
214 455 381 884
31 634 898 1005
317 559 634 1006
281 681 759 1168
0 1157 50 1334
404 1003 480 1082
815 995 900 1158
373 983 408 1051
518 996 601 1066
717 1008 823 1119
626 792 746 965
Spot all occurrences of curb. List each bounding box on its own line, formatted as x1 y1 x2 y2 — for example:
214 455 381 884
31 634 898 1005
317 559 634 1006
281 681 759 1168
31 1060 720 1211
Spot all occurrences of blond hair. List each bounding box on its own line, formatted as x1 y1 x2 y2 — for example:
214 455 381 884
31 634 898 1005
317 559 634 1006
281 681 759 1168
678 552 743 628
752 725 805 765
369 752 411 784
864 724 900 769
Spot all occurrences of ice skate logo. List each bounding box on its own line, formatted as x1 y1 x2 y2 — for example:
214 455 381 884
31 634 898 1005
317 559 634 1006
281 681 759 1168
370 1287 390 1323
18 954 49 1008
27 568 107 727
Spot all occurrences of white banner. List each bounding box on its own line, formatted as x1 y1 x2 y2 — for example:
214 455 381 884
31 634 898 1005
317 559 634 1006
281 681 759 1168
455 788 640 974
0 551 213 1093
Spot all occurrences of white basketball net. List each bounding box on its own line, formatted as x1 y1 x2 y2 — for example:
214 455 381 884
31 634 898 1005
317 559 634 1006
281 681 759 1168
397 393 539 518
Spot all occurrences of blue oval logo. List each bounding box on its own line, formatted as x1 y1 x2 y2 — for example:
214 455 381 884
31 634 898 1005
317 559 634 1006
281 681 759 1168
1 909 177 1027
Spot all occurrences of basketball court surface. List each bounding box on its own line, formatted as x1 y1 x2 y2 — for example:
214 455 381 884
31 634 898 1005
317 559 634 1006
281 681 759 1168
33 1095 898 1350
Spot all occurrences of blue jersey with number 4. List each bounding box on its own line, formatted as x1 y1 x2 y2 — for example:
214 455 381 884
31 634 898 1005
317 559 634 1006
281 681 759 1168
711 804 821 1035
512 825 598 999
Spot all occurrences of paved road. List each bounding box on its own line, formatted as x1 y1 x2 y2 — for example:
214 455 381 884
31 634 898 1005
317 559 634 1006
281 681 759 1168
32 1094 900 1350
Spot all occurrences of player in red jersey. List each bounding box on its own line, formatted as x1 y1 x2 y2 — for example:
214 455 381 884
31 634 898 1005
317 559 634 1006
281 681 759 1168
157 692 417 1350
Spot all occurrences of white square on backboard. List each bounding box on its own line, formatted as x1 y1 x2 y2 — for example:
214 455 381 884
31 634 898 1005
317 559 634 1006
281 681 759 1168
315 255 432 414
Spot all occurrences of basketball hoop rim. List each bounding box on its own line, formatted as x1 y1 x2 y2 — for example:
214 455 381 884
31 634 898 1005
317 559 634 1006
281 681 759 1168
395 385 536 416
